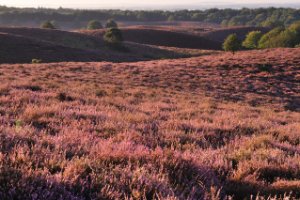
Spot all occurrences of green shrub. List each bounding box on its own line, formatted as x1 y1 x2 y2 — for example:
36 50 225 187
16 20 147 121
288 20 300 45
274 29 299 47
258 27 298 48
242 31 263 49
31 59 42 64
258 27 284 49
288 20 300 33
105 19 118 28
103 28 124 48
261 19 284 28
40 21 56 29
87 20 103 30
223 34 241 54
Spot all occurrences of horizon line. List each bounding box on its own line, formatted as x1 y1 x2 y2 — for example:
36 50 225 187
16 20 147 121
1 3 300 10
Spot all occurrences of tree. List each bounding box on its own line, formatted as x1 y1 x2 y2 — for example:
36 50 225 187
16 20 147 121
289 20 300 33
223 34 241 54
289 20 300 45
273 29 298 47
87 20 103 30
258 27 298 48
242 31 263 49
40 21 56 29
261 19 284 28
105 19 118 28
103 28 123 47
167 15 175 22
258 27 284 49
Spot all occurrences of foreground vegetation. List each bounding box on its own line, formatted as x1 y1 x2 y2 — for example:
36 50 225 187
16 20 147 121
0 48 299 199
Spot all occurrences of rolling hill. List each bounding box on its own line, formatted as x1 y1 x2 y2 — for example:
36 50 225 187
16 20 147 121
0 27 219 63
80 27 222 50
0 32 103 63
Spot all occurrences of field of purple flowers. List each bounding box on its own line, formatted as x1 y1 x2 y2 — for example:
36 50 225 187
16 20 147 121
0 48 300 199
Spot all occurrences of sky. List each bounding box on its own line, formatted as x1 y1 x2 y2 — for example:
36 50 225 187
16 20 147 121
0 0 299 9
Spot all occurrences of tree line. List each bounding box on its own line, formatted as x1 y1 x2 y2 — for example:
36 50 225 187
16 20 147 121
1 6 300 28
223 21 300 54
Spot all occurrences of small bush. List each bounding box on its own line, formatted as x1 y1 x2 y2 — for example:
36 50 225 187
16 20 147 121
40 21 56 29
105 19 118 28
31 59 42 64
57 92 74 102
95 89 108 97
103 28 125 50
87 20 103 30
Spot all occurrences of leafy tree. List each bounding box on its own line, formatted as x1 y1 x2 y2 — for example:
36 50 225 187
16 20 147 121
87 20 103 30
105 19 118 28
40 21 56 29
261 19 284 28
223 34 241 54
242 31 263 49
2 7 300 29
273 29 298 47
103 28 123 46
258 26 299 48
258 27 284 48
289 20 300 33
167 15 175 22
288 20 300 45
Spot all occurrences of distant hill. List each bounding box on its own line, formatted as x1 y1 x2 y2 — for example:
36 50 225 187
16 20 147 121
80 27 222 50
0 27 219 63
0 32 102 63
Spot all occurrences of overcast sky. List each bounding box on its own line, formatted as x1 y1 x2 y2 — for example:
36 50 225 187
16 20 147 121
0 0 299 9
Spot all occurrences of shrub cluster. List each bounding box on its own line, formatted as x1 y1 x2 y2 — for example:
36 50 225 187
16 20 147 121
244 21 300 49
103 27 125 50
223 21 300 53
87 20 103 30
40 21 56 29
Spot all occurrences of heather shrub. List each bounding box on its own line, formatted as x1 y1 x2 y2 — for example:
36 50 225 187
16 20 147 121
62 147 220 199
0 48 299 199
57 92 74 102
95 89 108 97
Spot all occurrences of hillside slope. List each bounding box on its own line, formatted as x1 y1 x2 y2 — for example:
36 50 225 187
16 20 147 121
0 48 299 199
0 27 212 63
81 28 222 50
0 33 102 63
